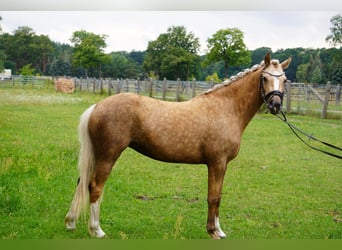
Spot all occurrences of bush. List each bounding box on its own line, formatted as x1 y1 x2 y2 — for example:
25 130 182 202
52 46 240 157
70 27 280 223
205 72 221 83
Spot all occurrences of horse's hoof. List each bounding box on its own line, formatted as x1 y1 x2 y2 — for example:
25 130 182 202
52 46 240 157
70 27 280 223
65 217 76 230
89 226 106 238
208 229 227 239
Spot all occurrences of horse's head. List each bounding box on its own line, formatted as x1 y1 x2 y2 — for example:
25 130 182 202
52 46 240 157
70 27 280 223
260 53 292 114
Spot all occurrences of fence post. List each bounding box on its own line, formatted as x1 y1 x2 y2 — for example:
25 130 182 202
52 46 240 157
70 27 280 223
116 79 121 94
85 78 88 91
148 78 153 97
286 81 291 113
93 78 96 93
336 84 341 106
125 79 129 92
176 78 181 102
162 78 167 100
136 78 140 94
73 78 77 93
107 79 112 96
321 82 331 119
210 78 214 89
100 79 103 95
192 78 197 98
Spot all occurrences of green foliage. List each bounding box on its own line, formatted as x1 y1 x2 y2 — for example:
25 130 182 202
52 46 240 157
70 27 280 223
251 47 272 65
271 48 308 81
0 50 6 72
205 28 251 78
331 61 342 84
20 64 35 76
296 63 308 82
70 30 110 78
31 34 54 73
310 66 322 84
143 26 200 80
205 72 221 83
102 51 143 79
47 58 72 77
0 26 54 74
326 14 342 46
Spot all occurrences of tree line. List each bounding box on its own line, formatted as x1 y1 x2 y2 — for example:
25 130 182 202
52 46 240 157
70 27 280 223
0 14 341 84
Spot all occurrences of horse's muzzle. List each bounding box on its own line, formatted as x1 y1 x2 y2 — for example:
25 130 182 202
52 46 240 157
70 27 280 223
267 95 282 114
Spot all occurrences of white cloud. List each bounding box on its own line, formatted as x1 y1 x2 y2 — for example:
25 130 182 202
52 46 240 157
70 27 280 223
0 11 338 54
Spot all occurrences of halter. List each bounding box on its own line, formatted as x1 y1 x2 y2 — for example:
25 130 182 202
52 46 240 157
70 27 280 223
260 70 285 105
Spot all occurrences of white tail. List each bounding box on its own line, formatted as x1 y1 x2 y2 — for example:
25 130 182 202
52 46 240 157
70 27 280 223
65 104 96 227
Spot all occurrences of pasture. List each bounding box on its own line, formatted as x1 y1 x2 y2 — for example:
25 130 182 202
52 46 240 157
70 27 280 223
0 86 341 239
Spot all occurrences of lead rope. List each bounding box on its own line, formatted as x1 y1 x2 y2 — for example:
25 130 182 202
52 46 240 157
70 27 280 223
274 111 342 160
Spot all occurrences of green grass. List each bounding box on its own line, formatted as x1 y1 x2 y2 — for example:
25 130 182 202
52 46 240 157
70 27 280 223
0 86 341 239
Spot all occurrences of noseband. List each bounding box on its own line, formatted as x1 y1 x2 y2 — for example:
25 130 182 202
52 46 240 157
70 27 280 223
260 70 285 105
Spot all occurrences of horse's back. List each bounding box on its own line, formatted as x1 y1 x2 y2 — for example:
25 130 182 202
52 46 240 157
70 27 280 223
88 93 210 163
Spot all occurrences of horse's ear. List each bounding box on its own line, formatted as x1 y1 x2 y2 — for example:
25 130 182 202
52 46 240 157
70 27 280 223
264 53 271 67
281 56 292 70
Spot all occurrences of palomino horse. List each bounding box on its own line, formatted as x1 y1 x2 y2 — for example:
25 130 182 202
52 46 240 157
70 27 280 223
65 53 291 239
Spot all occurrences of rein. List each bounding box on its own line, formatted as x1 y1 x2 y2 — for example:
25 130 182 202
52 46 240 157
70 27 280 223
274 111 342 160
259 70 342 160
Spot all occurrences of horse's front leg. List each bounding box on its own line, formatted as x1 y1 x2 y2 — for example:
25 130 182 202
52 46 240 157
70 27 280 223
206 161 228 239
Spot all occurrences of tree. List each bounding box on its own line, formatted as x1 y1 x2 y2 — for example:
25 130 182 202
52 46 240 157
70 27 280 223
46 42 73 76
307 52 324 84
143 26 200 80
47 58 72 76
20 64 35 76
326 14 342 47
251 47 272 65
205 72 221 83
30 35 54 74
100 51 143 79
128 50 146 65
0 50 6 72
205 28 250 78
273 47 308 81
331 63 342 84
159 46 200 80
4 26 36 71
310 65 322 84
0 26 55 74
70 30 110 78
0 16 7 73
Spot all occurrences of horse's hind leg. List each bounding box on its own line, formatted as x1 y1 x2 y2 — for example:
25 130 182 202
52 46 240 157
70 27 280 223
88 159 116 238
64 178 81 231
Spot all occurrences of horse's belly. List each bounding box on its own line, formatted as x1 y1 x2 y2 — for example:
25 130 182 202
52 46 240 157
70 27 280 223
128 140 204 164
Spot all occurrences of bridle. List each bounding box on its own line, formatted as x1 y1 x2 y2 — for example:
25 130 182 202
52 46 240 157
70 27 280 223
259 70 286 106
261 69 342 160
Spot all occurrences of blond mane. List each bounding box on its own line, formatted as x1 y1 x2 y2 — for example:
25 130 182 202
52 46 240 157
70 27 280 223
204 59 281 94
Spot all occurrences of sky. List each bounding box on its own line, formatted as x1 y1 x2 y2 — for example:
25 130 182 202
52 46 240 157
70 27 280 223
0 11 340 55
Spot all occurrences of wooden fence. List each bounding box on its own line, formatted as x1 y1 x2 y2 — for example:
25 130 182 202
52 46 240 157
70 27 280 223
72 77 341 119
73 77 212 101
284 82 341 119
1 75 341 119
0 75 51 88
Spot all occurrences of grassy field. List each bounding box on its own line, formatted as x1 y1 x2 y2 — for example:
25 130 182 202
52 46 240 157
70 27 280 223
0 86 341 239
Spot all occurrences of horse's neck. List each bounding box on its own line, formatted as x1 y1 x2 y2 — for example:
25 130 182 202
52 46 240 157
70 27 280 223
216 70 263 129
